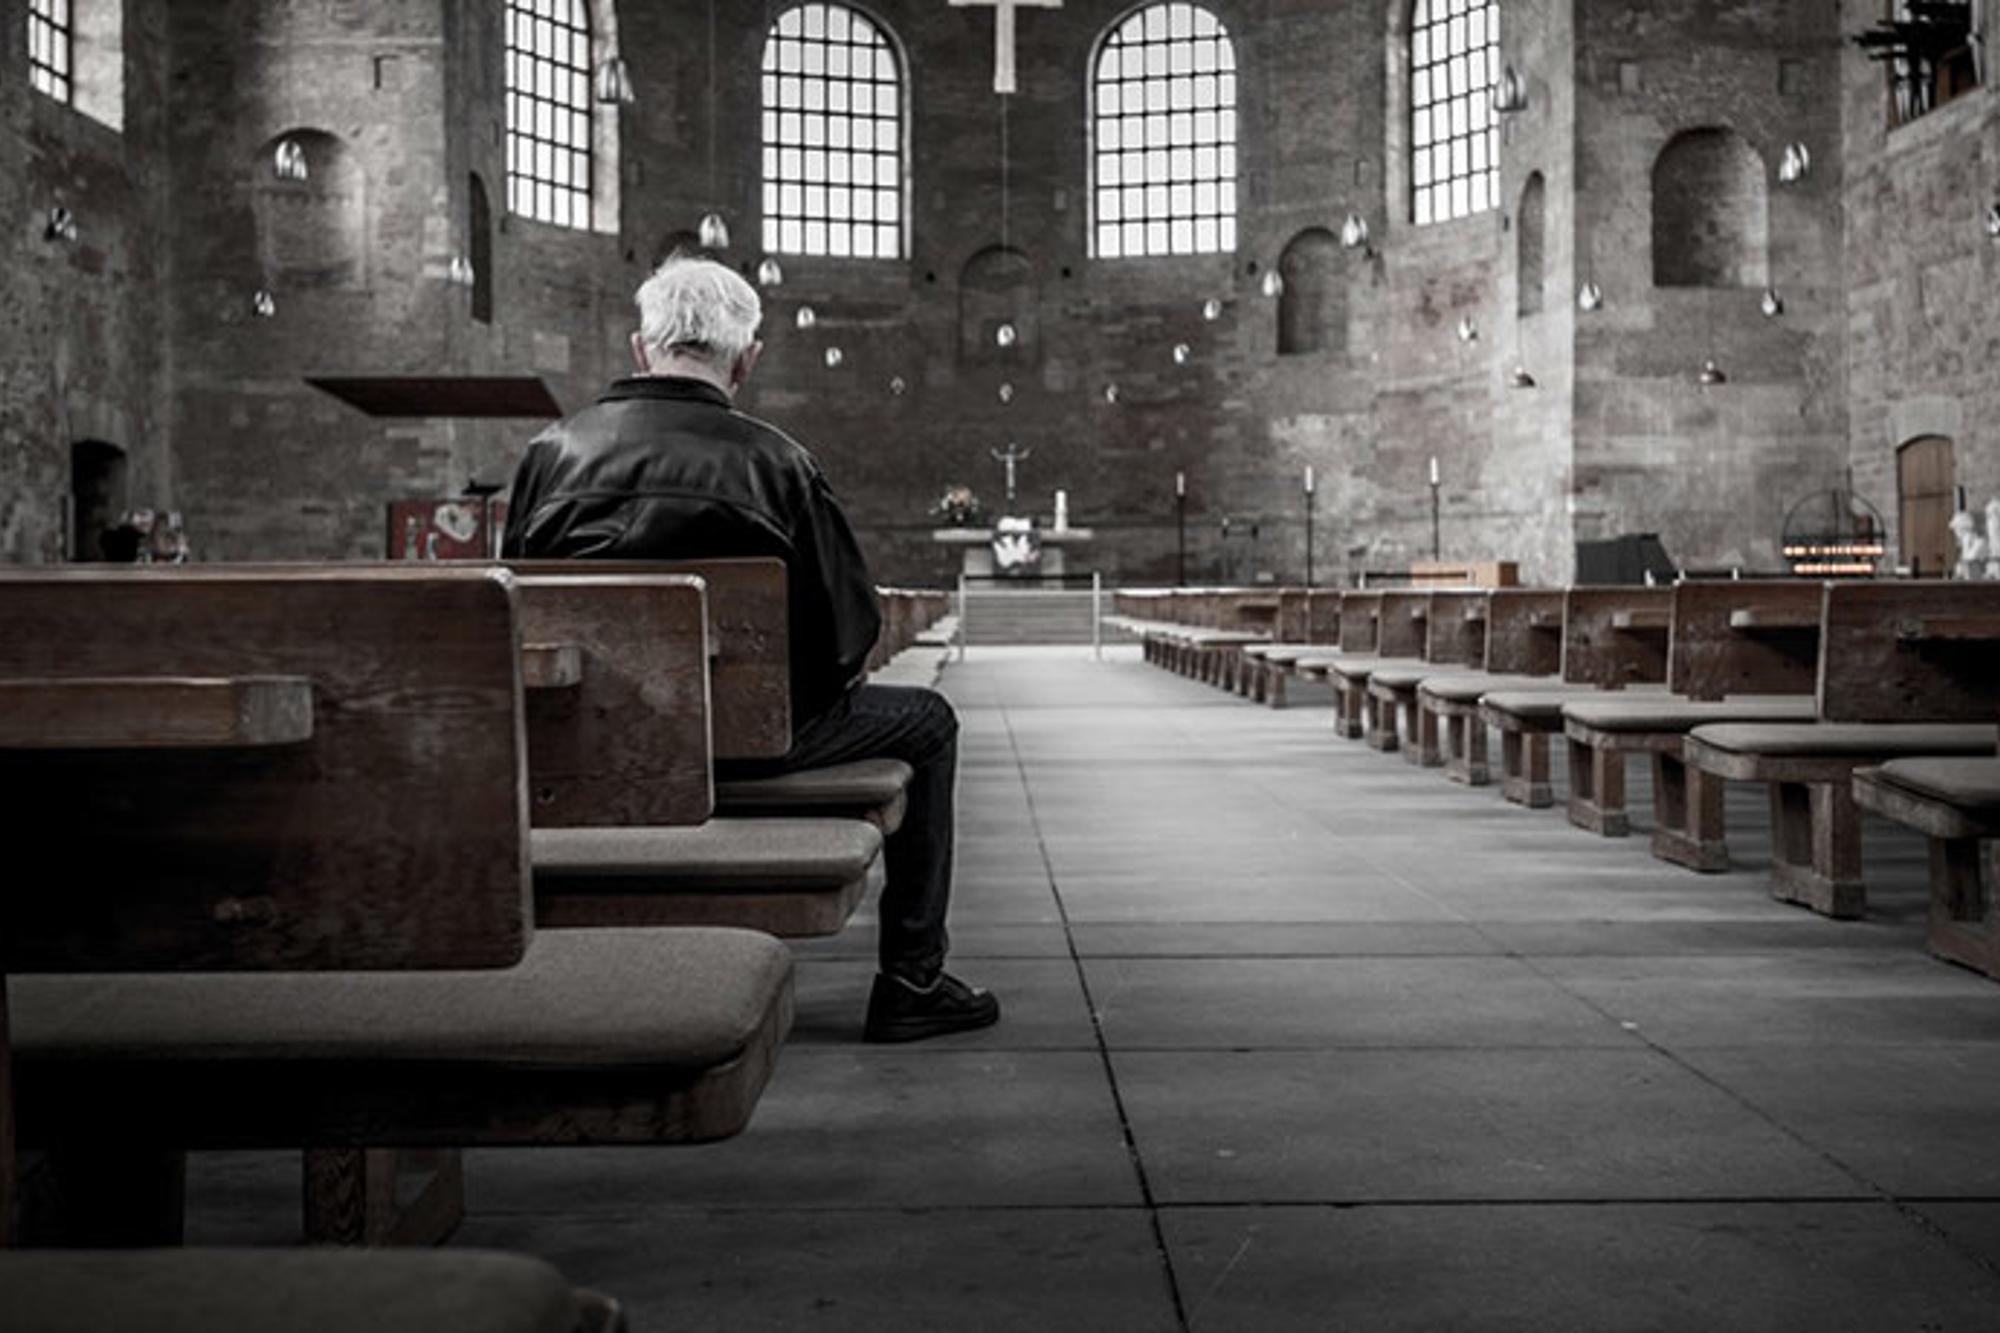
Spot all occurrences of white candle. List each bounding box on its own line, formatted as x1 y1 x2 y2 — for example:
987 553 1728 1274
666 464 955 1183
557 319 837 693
1304 466 1316 495
1429 456 1441 488
1054 490 1069 532
1175 471 1186 498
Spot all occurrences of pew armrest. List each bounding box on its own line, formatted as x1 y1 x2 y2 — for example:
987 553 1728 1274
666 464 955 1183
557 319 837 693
1896 616 2000 644
1728 608 1818 632
0 676 314 750
1610 610 1671 632
521 643 584 690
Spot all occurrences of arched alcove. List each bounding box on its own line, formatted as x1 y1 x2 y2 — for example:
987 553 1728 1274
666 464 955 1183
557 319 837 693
1898 435 1957 578
470 173 494 324
253 129 366 288
1517 172 1546 317
69 440 128 563
959 246 1036 361
1277 228 1344 356
1651 128 1768 289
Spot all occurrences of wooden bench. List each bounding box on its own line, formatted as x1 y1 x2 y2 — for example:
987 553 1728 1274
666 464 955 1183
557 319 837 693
1328 590 1433 749
0 567 793 1249
1562 581 1821 854
1239 590 1342 706
1416 589 1567 785
1364 589 1488 764
1836 585 2000 975
1480 588 1673 808
1296 591 1381 735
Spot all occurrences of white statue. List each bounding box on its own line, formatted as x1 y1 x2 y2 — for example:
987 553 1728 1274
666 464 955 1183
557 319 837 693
1986 498 2000 580
1950 510 1985 580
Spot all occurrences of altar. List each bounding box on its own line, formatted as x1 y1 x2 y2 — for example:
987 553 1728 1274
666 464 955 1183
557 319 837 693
933 524 1095 587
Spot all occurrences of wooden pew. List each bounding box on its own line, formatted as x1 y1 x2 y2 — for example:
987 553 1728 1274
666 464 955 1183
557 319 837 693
1327 590 1430 748
1295 591 1381 735
1561 581 1820 853
1364 589 1488 764
1837 585 2000 975
1416 589 1567 785
1480 588 1673 808
0 567 793 1249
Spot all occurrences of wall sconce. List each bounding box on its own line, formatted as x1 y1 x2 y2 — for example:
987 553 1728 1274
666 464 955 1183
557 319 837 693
1777 142 1811 184
697 212 730 250
44 206 78 243
1202 298 1224 322
1260 269 1285 298
823 346 844 369
594 56 636 105
1340 212 1375 258
1577 281 1604 312
1698 358 1728 386
1492 66 1528 114
272 138 310 183
1172 343 1193 365
998 383 1015 404
996 322 1019 348
251 290 278 319
757 257 785 288
1985 203 2000 239
1760 287 1785 318
446 256 476 288
1455 316 1479 344
1509 365 1537 389
795 305 818 331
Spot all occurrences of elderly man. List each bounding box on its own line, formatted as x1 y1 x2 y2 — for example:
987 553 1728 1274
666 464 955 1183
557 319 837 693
502 256 998 1043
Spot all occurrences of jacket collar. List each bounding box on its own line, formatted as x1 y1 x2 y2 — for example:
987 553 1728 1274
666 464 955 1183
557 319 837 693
599 375 734 409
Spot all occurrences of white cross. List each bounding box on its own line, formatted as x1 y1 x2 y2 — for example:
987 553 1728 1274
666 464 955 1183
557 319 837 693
950 0 1062 96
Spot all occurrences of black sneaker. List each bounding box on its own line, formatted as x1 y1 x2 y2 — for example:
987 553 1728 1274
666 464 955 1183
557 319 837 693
863 971 1001 1043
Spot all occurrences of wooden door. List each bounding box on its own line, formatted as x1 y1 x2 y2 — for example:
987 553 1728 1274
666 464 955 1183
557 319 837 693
1898 436 1956 578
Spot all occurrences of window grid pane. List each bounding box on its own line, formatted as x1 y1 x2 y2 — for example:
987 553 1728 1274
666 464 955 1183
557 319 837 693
1091 3 1237 258
761 4 904 260
505 0 593 229
1411 0 1498 225
27 0 72 104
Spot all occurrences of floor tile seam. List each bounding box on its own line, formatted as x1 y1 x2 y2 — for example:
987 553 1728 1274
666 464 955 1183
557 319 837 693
1144 1194 1949 1212
992 681 1194 1333
465 1201 1172 1221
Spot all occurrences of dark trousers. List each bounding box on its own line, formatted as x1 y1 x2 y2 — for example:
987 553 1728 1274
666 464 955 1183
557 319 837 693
720 684 957 980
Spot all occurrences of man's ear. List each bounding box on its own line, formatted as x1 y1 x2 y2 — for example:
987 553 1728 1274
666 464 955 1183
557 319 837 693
631 333 653 374
731 341 765 392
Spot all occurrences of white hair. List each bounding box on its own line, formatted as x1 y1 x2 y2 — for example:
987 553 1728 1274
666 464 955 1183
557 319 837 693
634 255 763 370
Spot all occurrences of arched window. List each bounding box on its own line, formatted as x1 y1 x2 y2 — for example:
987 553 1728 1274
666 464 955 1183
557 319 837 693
470 173 495 324
1091 3 1238 259
761 4 905 260
1410 0 1499 226
1516 171 1545 316
505 0 593 229
1651 128 1767 289
28 0 73 103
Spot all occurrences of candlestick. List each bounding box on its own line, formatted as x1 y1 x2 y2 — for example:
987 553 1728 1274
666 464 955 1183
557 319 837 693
1304 466 1316 495
1429 456 1440 488
1175 471 1186 498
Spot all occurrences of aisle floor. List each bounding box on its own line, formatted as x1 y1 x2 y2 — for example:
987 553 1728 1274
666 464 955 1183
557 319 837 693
190 646 2000 1330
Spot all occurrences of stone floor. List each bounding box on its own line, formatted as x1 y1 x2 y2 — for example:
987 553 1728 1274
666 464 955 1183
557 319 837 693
188 645 2000 1331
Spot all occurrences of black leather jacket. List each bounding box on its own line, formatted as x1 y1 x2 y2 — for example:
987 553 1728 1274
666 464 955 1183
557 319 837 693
500 375 882 732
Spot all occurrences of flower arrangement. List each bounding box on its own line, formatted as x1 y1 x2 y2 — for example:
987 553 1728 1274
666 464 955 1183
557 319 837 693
933 485 985 528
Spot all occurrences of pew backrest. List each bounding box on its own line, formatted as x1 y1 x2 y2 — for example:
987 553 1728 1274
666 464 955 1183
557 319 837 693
0 567 532 973
1339 592 1382 653
1483 589 1565 676
1817 583 2000 723
514 574 714 828
1306 590 1341 643
508 559 788 760
1560 587 1673 688
1377 591 1430 659
1424 590 1488 666
1667 580 1823 701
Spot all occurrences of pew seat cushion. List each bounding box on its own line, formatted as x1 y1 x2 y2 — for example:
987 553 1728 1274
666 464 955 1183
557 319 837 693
1368 663 1436 692
1564 696 1817 735
0 1249 580 1333
1333 655 1424 683
534 818 882 891
716 759 913 833
1689 723 1997 761
1420 673 1563 705
11 928 794 1147
1871 758 2000 823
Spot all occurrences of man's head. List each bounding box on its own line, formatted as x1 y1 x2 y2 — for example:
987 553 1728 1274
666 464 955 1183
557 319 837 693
631 255 765 396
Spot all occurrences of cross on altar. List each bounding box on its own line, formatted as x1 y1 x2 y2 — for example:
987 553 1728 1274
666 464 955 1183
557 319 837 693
950 0 1062 95
991 443 1033 507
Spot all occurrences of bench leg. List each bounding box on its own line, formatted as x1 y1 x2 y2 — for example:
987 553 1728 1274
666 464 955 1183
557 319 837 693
1445 709 1491 786
1333 681 1365 740
1407 694 1443 768
1500 729 1554 807
1651 750 1729 871
1266 669 1289 709
1567 739 1628 836
1926 839 2000 979
304 1147 466 1247
1364 690 1399 752
21 1146 186 1247
1763 780 1866 919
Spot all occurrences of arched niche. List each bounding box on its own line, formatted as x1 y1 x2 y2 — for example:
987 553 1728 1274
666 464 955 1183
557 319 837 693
1651 128 1768 289
69 440 128 563
253 129 367 288
1277 228 1343 357
1517 172 1546 317
958 246 1037 361
470 173 494 325
1897 435 1957 579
